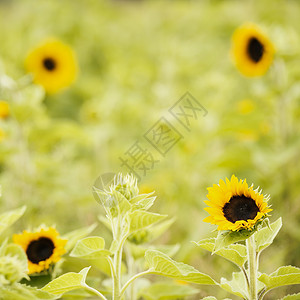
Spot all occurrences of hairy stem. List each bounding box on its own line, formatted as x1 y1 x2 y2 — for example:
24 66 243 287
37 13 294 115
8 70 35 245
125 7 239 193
120 269 153 298
246 235 258 300
84 284 108 300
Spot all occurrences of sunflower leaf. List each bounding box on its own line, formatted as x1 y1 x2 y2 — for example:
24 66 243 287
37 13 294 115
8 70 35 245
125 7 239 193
194 238 247 267
254 218 282 253
129 210 167 233
41 267 91 296
130 192 156 210
0 283 58 299
219 272 250 299
201 297 233 300
70 236 112 259
278 293 300 300
63 223 97 252
138 282 198 300
214 229 255 252
258 266 300 290
0 206 26 236
144 250 216 285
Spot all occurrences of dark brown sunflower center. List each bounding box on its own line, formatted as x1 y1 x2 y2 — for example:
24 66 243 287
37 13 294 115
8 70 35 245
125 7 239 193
26 237 55 264
247 37 264 63
223 195 259 223
43 58 56 71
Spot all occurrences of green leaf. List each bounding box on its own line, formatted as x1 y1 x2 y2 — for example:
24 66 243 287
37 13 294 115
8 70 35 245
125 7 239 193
41 267 90 296
219 272 249 298
258 266 300 290
214 229 255 252
63 223 97 252
279 293 300 300
254 218 282 253
145 250 216 285
5 243 29 275
128 243 180 260
139 282 198 300
130 192 156 210
70 237 112 259
0 206 26 235
202 297 232 300
129 210 167 233
0 283 58 299
194 238 247 267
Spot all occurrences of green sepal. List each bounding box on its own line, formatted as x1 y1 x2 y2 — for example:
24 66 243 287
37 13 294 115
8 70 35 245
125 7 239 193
213 228 255 252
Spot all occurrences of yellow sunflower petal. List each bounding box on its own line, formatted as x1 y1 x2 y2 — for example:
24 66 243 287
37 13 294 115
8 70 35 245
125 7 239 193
231 23 275 77
204 175 271 231
13 226 67 275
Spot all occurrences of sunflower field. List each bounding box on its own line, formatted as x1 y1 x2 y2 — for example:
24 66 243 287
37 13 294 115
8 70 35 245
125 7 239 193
0 0 300 299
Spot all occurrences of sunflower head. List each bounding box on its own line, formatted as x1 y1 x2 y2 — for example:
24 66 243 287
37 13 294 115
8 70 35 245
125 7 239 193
231 23 275 77
203 175 272 231
25 38 78 94
13 227 67 274
0 101 10 119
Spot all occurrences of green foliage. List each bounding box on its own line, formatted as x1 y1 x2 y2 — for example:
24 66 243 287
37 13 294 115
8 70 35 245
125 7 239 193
70 237 112 259
194 238 247 267
41 267 90 296
254 218 282 253
145 250 216 285
258 266 300 290
213 229 255 252
0 206 26 236
139 282 198 300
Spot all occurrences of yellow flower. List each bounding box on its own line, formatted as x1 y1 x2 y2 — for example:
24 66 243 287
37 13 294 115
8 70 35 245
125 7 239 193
0 101 10 119
203 175 272 231
25 39 78 93
0 128 5 142
231 23 275 77
237 99 255 115
13 227 67 274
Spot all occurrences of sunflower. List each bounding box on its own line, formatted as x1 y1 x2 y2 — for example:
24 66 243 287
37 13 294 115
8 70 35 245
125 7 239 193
13 227 67 274
0 128 5 142
231 23 274 77
25 39 78 93
203 175 272 231
0 101 10 119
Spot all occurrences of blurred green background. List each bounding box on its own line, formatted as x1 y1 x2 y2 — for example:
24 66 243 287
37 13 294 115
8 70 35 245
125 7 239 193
1 0 300 298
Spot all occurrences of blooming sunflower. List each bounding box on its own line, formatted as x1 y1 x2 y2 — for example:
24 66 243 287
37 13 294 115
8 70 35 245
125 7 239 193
231 23 274 77
13 227 67 274
0 101 10 119
203 175 272 231
25 39 78 93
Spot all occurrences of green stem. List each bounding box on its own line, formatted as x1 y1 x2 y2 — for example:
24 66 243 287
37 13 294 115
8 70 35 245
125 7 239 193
246 235 258 300
112 228 129 300
84 284 108 300
120 269 153 299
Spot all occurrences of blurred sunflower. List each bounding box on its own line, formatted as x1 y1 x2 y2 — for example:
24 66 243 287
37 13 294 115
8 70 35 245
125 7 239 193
25 39 78 93
203 175 272 231
0 128 5 142
0 100 10 119
231 23 274 77
13 227 67 274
